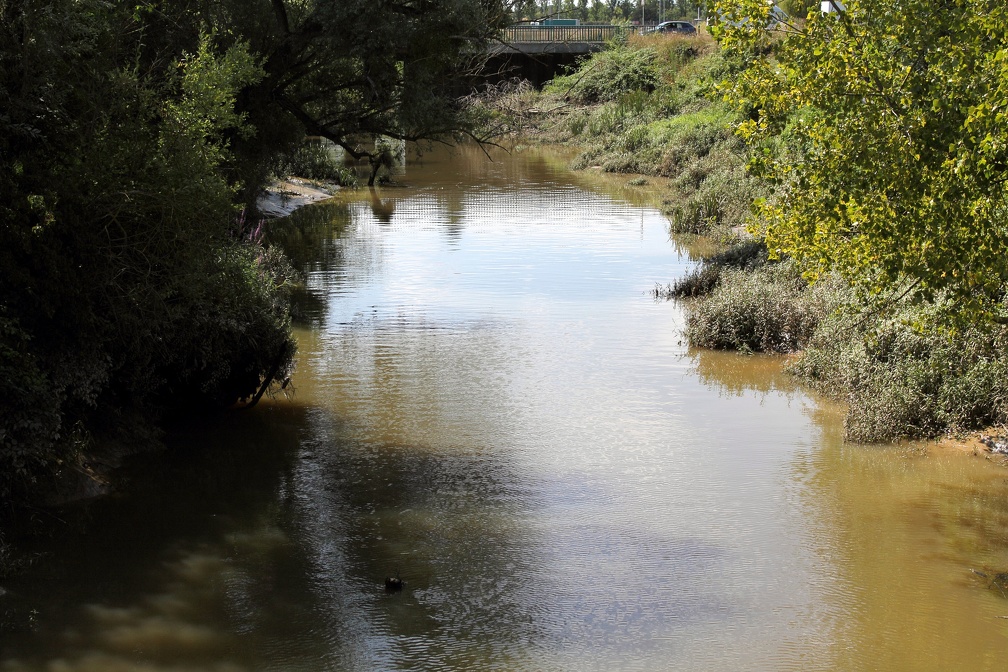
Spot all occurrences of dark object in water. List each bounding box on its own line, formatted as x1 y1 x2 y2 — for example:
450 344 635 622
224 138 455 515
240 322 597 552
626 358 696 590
971 568 1008 598
385 573 404 593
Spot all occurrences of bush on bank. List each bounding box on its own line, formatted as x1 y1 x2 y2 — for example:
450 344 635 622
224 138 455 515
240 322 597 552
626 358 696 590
676 244 1008 443
274 141 359 187
789 302 1008 443
683 259 846 354
0 10 297 506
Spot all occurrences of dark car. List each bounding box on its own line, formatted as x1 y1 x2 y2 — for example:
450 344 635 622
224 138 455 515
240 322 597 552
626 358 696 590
646 20 697 35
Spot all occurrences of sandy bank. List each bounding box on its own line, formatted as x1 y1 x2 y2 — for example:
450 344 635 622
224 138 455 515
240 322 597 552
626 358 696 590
933 428 1008 464
257 178 335 218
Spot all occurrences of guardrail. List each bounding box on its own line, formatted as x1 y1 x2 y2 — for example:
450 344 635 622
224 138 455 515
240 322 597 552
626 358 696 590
502 24 633 44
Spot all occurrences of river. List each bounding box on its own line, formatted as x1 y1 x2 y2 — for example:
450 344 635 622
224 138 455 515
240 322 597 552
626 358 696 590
2 145 1008 670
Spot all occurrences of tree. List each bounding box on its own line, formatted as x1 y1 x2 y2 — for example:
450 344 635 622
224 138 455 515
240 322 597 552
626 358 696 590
230 0 512 187
711 0 1008 321
0 0 514 502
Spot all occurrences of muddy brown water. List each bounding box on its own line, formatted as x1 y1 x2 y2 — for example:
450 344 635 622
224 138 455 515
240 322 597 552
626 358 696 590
3 146 1008 670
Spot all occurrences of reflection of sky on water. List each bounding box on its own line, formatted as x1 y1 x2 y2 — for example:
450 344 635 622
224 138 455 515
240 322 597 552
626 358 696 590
316 186 673 323
7 145 1008 671
283 145 841 670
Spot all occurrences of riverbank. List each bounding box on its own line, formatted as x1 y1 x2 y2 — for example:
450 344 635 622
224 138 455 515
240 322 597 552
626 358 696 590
257 178 336 218
59 180 333 500
934 428 1008 460
474 31 1008 446
0 173 334 581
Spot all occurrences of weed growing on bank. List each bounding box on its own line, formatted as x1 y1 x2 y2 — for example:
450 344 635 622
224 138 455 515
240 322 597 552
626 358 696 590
683 259 847 354
660 238 768 298
789 300 1008 442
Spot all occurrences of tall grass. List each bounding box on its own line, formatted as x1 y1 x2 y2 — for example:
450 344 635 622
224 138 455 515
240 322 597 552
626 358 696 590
683 259 846 354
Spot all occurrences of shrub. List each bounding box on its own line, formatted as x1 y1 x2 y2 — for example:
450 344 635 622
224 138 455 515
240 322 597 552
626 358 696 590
277 140 358 186
667 190 724 235
0 312 63 499
159 240 297 410
663 144 756 237
665 263 724 298
547 46 659 104
568 112 588 136
683 260 845 353
586 104 626 136
789 300 1008 442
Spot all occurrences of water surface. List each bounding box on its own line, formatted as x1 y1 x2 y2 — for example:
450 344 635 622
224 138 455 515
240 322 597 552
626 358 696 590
3 146 1008 671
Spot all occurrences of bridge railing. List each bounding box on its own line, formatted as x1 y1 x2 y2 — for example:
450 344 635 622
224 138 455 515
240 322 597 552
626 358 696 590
502 24 633 44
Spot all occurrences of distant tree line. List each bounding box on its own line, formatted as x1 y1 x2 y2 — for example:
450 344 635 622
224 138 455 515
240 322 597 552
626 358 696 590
509 0 706 24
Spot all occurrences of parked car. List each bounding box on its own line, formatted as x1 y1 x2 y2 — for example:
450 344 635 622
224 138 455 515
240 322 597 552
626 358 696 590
646 20 697 35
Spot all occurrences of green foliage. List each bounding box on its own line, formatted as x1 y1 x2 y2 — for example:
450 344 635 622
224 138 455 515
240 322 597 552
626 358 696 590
683 259 845 353
713 0 1008 322
0 311 62 498
235 0 510 187
496 9 1008 444
0 1 296 502
0 0 508 504
517 40 760 231
277 141 359 186
663 263 724 298
158 241 297 408
547 46 661 103
790 299 1008 442
777 0 817 19
0 0 511 507
667 190 725 235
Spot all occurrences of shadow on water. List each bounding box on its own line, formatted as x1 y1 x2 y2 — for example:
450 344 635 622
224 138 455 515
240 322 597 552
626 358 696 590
0 399 545 669
265 200 352 327
266 200 353 276
3 394 733 670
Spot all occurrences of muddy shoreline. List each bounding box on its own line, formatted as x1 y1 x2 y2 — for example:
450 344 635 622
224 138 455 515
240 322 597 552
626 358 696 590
256 178 335 218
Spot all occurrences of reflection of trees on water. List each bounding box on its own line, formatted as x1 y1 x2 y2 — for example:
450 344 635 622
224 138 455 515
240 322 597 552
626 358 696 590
667 233 721 260
688 348 802 398
279 416 544 669
0 409 308 669
0 401 545 669
266 200 387 326
368 187 396 223
266 143 665 326
266 201 353 276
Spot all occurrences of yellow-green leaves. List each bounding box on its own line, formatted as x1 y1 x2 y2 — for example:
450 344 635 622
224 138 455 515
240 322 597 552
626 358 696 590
164 32 262 149
712 0 1008 322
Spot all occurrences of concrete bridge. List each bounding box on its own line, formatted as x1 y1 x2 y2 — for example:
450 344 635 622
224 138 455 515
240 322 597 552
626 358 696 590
484 24 633 86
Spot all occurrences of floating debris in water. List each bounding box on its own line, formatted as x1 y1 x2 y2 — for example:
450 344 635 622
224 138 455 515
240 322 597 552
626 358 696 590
385 573 404 593
971 568 1008 598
